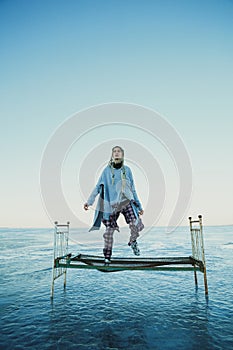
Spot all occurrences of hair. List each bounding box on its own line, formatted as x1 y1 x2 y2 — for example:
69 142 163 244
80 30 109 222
108 146 125 185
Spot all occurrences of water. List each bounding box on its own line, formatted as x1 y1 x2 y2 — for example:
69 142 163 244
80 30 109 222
0 225 233 349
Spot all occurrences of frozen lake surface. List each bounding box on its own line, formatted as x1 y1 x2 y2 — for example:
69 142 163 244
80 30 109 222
0 225 233 349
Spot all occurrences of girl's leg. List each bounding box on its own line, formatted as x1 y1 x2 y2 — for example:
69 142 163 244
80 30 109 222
121 202 142 256
128 221 140 244
102 212 120 260
128 221 140 256
121 203 139 243
103 227 115 260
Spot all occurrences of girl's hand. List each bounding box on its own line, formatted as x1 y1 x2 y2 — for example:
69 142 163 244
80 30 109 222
84 203 89 211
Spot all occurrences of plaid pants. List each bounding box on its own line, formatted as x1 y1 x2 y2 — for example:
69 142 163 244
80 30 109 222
102 202 144 259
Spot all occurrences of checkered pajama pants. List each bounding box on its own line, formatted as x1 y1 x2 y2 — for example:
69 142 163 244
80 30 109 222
102 202 144 259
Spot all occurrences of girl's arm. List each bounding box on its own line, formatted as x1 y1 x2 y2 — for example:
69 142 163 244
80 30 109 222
128 168 143 211
86 172 104 206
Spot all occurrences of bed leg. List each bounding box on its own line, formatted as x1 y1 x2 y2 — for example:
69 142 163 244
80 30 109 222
194 266 198 289
203 267 208 295
64 270 67 290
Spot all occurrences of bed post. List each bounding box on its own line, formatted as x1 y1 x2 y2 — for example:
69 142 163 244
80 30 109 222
189 215 208 295
198 215 208 295
50 221 70 299
189 216 198 288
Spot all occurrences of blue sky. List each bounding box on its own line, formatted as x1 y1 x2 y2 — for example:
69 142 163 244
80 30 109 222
1 0 232 227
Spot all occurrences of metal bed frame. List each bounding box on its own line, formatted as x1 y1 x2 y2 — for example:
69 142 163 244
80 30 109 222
51 215 208 299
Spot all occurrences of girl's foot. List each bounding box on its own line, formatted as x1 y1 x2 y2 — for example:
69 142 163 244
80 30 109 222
129 241 140 256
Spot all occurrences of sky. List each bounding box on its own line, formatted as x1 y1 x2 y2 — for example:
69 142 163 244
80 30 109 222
1 0 233 228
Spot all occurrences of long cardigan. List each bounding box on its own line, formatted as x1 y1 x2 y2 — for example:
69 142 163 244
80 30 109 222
87 164 143 231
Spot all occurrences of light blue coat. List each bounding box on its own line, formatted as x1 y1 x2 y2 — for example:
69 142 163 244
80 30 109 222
87 165 143 231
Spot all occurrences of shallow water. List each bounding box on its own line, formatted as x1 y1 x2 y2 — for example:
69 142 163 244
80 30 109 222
0 225 233 349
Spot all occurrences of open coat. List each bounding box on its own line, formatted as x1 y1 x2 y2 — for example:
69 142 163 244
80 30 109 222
87 165 143 231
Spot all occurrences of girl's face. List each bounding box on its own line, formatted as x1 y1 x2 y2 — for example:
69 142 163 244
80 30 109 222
112 147 123 161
